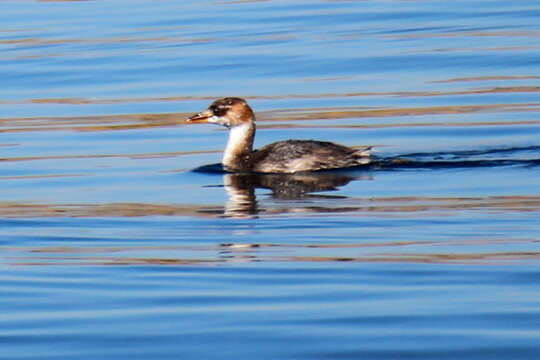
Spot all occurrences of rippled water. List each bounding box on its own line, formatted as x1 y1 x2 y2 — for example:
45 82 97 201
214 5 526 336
2 1 540 359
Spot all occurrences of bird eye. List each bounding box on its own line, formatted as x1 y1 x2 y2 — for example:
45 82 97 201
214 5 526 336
212 106 225 116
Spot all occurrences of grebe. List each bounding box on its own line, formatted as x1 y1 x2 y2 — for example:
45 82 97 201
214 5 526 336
186 97 372 173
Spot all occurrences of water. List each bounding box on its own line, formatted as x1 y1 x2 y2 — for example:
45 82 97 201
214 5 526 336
1 0 540 359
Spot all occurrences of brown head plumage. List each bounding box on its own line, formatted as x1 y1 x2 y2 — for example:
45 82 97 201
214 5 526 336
187 97 254 128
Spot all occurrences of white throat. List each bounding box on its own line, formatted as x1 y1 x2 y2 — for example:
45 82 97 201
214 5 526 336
223 122 254 167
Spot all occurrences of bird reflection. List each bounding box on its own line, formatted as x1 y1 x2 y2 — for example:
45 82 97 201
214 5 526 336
223 173 258 218
221 171 370 218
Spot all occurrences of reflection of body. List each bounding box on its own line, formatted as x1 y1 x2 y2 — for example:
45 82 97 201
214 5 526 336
222 172 368 218
187 97 372 174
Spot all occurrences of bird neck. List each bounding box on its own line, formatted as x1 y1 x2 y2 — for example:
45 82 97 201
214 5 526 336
223 121 256 171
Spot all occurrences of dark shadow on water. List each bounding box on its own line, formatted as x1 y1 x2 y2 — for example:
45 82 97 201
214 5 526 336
378 157 540 170
383 145 540 170
397 145 540 159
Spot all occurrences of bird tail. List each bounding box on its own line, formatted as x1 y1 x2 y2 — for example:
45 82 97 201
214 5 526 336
354 146 373 165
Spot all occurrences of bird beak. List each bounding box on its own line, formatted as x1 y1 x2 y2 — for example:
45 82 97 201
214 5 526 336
186 109 213 123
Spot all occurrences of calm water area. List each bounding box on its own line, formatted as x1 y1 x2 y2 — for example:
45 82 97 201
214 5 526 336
1 0 540 359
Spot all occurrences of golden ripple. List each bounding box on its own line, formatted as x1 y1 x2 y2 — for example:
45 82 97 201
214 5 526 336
283 252 540 264
0 150 215 163
1 85 538 105
1 102 539 133
9 248 540 266
0 36 213 46
386 30 540 40
262 103 540 123
432 75 540 83
1 195 539 218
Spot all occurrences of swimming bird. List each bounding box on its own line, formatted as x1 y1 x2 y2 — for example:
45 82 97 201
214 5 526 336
186 97 372 173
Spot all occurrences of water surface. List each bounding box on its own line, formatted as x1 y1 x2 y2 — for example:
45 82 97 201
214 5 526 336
1 0 540 359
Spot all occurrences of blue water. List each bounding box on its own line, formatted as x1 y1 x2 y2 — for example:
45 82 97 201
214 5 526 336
1 0 540 359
